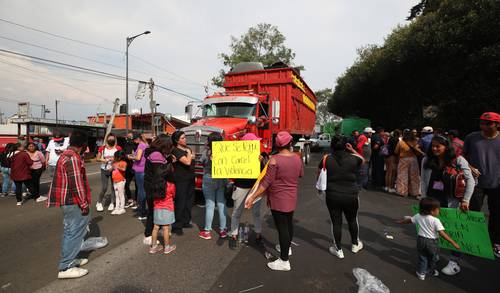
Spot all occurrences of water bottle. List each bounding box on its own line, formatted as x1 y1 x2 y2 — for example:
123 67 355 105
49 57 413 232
238 226 244 243
244 224 249 243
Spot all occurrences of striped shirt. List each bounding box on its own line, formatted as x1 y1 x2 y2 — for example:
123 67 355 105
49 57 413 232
46 148 91 213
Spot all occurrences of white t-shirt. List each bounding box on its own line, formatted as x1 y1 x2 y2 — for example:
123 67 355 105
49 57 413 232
46 138 69 166
98 146 121 170
411 214 445 239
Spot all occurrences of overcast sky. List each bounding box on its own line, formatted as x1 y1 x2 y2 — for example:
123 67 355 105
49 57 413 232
0 0 417 121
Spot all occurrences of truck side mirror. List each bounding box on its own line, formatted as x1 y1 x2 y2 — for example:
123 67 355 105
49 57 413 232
164 113 172 121
272 100 280 125
248 116 257 124
185 103 193 121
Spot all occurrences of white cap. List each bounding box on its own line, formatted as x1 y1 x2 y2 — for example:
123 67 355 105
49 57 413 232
363 127 375 133
422 126 434 133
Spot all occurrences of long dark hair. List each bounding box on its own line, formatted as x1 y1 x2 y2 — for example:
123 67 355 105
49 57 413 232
424 135 457 170
114 150 127 162
207 132 223 150
171 131 184 147
330 135 350 166
150 134 173 155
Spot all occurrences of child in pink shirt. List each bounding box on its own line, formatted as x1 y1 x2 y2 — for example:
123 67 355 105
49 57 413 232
149 181 176 254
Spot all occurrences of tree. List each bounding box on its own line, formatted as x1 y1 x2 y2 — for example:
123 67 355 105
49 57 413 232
328 0 500 135
212 23 301 87
315 88 335 125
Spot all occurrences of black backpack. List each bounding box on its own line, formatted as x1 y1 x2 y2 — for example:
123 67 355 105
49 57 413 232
0 150 11 168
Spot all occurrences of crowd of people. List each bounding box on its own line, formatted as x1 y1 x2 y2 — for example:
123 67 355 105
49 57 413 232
344 111 500 278
0 111 497 282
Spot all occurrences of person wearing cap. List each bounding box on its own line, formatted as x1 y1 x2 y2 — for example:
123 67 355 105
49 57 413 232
229 133 266 247
355 127 374 189
419 126 434 153
245 131 304 271
463 112 500 259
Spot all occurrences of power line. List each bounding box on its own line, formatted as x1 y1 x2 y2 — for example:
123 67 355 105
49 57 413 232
0 48 201 102
0 18 214 90
0 58 114 103
0 18 122 54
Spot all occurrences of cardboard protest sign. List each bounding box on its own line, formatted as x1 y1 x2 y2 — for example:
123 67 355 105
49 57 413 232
412 206 494 260
212 140 260 179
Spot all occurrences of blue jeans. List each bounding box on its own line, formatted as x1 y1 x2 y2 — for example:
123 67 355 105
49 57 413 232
202 175 227 231
59 205 89 271
135 172 146 217
1 167 16 193
417 236 439 274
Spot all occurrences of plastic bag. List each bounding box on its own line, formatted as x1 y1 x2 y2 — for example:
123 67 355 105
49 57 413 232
353 268 390 293
80 237 109 252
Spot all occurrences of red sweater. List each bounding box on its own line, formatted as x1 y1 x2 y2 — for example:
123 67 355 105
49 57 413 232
10 151 33 181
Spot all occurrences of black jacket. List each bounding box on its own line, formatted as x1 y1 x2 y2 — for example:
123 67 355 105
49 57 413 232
144 149 173 199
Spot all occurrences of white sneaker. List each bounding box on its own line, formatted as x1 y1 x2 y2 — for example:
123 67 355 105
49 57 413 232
16 201 22 206
111 209 119 215
36 196 48 202
58 267 88 279
382 187 389 192
108 203 114 211
116 209 126 215
416 271 426 281
267 258 291 271
96 202 104 212
275 244 292 256
329 247 345 259
22 192 28 198
441 260 461 276
351 241 364 253
433 269 439 277
388 188 396 193
75 258 88 267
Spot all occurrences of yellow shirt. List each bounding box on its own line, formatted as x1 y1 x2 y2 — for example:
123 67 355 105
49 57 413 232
395 140 418 158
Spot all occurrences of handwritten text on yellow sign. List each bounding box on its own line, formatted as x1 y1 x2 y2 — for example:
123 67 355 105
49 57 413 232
212 140 260 179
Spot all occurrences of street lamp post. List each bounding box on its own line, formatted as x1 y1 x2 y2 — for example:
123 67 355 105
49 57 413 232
125 30 151 131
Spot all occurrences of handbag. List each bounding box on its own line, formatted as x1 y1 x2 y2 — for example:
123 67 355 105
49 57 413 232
443 160 466 199
316 155 328 195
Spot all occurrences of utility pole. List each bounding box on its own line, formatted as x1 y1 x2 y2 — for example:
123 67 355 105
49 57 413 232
0 108 4 124
55 100 60 125
148 78 156 137
105 98 120 141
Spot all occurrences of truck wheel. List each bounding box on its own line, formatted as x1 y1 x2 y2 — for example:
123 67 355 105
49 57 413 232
305 145 310 165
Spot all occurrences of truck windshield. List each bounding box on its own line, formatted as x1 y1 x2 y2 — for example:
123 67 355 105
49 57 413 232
202 103 256 118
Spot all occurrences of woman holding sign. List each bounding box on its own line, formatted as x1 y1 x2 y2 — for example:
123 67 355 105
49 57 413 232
421 135 475 276
245 131 304 272
198 132 228 240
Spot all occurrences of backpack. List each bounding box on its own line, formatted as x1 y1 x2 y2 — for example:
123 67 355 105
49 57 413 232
144 152 174 199
443 160 466 199
0 150 12 168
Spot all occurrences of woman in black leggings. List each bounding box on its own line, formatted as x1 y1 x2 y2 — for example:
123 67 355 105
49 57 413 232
320 135 364 259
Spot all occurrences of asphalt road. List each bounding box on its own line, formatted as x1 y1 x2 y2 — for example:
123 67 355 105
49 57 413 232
0 154 499 293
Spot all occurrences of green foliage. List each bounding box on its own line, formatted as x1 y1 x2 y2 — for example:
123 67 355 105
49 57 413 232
329 0 500 134
315 88 334 125
213 23 301 87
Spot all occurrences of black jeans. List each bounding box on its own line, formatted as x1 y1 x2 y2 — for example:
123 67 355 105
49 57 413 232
470 187 500 244
371 154 385 187
14 180 34 202
271 209 294 261
30 168 43 198
144 196 155 237
326 194 359 250
173 179 195 230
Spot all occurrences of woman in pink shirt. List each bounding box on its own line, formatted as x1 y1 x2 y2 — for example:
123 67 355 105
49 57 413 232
27 142 46 202
245 131 304 272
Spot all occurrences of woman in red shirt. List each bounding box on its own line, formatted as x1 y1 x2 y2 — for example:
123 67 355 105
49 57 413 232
245 131 304 271
10 143 34 206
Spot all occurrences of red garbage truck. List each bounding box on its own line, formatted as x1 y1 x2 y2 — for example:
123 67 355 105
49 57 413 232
181 62 317 189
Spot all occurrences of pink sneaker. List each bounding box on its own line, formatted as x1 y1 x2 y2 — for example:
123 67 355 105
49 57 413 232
149 245 163 254
164 244 176 254
219 228 228 238
198 230 212 240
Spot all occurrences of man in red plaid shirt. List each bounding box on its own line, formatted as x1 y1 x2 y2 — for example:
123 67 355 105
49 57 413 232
47 130 92 279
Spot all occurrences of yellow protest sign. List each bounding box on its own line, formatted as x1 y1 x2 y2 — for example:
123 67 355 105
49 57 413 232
212 140 260 179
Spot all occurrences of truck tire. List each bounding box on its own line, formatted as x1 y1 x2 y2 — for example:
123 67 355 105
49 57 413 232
305 144 310 165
